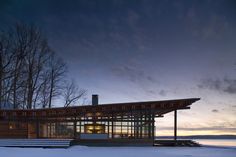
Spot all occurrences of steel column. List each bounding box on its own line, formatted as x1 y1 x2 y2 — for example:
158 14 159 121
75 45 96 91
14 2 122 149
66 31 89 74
174 110 177 141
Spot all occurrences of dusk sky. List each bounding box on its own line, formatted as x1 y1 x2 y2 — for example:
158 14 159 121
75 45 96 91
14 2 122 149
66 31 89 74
1 0 236 136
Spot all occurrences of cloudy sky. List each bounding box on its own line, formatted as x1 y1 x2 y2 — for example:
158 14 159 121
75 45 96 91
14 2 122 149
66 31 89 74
1 0 236 136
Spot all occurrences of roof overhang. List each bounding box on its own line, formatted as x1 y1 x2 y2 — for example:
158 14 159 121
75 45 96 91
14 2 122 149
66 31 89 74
0 98 200 120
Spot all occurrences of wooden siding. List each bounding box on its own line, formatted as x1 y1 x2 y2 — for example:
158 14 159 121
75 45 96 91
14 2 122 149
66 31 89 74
0 122 28 138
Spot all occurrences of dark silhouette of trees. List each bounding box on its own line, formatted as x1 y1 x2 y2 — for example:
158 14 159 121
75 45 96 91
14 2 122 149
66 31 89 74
47 53 67 108
63 80 87 107
0 23 86 109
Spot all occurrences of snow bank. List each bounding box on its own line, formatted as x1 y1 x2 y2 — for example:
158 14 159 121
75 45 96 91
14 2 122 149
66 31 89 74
0 146 235 157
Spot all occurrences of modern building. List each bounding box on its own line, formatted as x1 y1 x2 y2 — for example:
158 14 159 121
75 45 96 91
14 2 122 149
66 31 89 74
0 95 200 146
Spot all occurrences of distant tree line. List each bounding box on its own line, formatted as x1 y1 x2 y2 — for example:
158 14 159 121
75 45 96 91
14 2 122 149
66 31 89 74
0 23 86 109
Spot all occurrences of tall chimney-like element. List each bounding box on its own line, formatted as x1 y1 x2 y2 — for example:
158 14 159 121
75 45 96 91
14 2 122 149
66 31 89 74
92 95 98 106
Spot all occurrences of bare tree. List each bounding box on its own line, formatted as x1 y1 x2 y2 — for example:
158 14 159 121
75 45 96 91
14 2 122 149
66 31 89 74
63 80 86 107
47 53 67 108
12 24 51 109
37 71 50 108
0 23 53 109
0 23 87 109
0 31 14 108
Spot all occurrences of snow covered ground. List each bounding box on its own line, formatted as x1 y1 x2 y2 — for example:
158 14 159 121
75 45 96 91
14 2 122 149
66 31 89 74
0 146 236 157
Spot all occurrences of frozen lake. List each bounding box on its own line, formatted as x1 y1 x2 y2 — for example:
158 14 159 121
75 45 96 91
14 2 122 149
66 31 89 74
0 139 236 157
196 139 236 147
0 146 236 157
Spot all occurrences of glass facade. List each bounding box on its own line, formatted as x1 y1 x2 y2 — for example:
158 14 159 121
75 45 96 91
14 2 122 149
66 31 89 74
15 111 155 140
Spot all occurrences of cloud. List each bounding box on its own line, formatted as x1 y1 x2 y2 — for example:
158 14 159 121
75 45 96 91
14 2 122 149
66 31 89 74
111 64 157 84
159 89 167 96
111 64 167 98
198 78 221 90
212 109 219 113
184 2 233 41
223 78 236 94
178 111 196 116
126 10 140 29
198 77 236 94
157 126 236 131
146 89 167 97
146 90 156 95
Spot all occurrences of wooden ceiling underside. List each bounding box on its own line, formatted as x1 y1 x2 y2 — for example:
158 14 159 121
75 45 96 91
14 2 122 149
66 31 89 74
0 98 200 120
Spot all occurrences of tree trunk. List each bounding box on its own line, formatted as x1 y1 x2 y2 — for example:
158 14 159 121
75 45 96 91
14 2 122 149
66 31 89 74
48 69 54 108
0 53 2 108
27 66 33 109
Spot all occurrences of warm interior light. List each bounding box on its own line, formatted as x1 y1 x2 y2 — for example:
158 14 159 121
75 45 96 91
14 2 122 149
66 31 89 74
84 124 105 134
95 112 102 116
87 126 94 130
86 113 93 117
95 126 102 130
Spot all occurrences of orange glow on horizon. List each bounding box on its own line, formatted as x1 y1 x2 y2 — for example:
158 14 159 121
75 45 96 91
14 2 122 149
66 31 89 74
155 130 236 136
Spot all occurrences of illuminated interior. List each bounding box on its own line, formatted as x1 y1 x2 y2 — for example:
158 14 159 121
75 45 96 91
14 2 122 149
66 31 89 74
84 124 105 134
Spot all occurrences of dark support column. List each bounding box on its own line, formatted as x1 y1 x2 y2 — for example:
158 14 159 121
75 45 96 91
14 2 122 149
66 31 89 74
144 111 147 138
107 119 110 138
79 119 81 134
152 114 155 141
111 114 114 139
148 114 151 138
131 111 133 137
36 121 39 138
121 115 123 138
140 111 142 138
73 120 77 139
46 122 48 138
174 110 177 141
49 123 51 138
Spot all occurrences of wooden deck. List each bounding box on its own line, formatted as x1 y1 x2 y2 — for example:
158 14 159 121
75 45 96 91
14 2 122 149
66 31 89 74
73 139 201 147
0 139 201 147
154 140 201 147
73 139 154 146
0 139 73 148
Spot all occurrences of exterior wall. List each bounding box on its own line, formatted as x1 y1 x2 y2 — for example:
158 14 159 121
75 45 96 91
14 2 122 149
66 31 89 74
0 117 155 140
0 122 28 138
28 123 37 138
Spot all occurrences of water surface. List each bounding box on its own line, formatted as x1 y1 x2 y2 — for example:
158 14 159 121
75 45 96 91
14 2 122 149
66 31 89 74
196 139 236 147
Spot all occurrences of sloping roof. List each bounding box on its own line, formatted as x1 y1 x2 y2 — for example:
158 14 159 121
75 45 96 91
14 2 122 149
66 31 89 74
0 98 200 120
